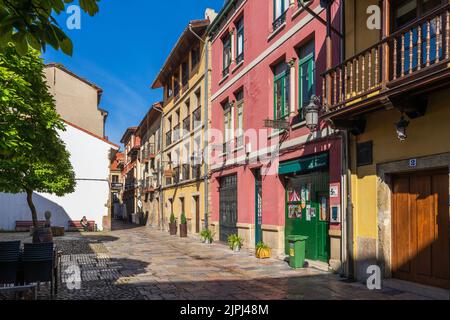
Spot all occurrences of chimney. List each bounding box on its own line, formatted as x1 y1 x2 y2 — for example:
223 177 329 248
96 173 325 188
205 8 218 22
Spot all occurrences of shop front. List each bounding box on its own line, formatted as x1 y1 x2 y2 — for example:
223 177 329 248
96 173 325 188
280 153 331 263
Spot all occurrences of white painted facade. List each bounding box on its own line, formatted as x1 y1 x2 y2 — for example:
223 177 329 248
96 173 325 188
0 123 118 231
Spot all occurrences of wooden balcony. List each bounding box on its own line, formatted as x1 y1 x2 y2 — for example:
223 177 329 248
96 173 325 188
322 4 450 121
141 143 155 163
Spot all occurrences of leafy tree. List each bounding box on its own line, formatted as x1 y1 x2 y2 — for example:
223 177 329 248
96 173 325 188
0 44 76 229
0 0 101 56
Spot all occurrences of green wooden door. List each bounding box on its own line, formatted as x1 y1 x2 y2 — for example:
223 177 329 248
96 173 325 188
284 171 330 263
254 169 263 245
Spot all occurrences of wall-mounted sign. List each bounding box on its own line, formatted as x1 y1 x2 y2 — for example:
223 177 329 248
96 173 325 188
330 206 340 223
110 183 123 190
409 159 417 167
330 185 339 198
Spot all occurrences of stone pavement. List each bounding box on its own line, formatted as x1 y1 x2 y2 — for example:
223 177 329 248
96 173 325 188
0 221 432 300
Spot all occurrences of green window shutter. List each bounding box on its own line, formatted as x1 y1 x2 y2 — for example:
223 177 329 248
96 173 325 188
299 52 315 116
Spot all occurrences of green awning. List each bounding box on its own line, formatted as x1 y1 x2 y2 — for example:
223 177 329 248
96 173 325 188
279 153 329 175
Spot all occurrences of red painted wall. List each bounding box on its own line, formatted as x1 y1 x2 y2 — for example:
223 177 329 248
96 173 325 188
210 0 343 229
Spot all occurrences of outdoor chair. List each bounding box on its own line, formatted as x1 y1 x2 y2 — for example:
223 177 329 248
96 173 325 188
22 243 58 296
0 241 21 286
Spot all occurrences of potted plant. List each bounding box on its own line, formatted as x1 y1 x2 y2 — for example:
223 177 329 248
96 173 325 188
200 228 214 244
179 213 187 238
227 234 243 252
255 241 271 259
169 212 177 236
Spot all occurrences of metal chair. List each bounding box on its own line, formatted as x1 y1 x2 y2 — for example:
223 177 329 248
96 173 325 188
0 241 21 286
22 243 56 297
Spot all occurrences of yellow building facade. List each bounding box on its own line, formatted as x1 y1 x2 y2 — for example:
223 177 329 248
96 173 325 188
152 19 211 235
324 0 450 290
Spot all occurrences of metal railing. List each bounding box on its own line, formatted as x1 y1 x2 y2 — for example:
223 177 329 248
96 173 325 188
272 11 287 30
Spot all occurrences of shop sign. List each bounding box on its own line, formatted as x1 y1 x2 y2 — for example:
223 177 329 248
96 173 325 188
330 185 339 198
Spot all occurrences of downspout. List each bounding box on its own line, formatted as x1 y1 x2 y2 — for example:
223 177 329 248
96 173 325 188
203 39 210 230
341 0 354 280
159 113 164 230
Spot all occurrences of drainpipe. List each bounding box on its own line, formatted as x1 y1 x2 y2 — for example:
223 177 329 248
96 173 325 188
159 114 164 230
203 39 210 230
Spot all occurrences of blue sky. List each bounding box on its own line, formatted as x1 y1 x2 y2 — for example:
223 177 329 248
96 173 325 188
43 0 224 146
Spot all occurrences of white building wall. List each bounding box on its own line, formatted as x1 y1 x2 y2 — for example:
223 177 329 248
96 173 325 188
0 123 117 231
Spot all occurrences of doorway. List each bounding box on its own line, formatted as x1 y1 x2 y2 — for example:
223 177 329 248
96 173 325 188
194 195 200 233
392 169 450 289
254 169 263 245
219 174 238 242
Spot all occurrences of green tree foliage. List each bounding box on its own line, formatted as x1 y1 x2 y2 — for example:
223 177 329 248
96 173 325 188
0 44 76 227
0 0 101 56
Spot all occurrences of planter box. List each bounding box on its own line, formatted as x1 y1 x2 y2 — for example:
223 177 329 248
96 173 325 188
169 223 177 236
51 226 65 237
179 223 187 238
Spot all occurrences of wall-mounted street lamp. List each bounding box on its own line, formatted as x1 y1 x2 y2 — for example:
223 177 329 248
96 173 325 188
304 95 321 132
395 115 410 142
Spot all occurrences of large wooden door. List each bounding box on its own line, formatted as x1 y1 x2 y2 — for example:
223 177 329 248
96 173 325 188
194 196 200 234
392 169 450 289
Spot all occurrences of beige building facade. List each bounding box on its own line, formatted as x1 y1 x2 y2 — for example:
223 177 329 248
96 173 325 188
44 63 108 137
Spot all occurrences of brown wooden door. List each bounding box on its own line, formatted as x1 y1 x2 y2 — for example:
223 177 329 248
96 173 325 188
392 169 450 289
194 196 200 234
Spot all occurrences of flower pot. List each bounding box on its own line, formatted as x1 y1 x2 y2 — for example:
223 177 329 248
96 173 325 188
204 238 212 244
179 223 188 238
233 244 241 252
256 247 271 259
32 227 53 244
169 223 177 236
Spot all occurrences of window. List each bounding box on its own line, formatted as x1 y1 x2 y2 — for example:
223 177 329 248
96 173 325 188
222 35 232 77
235 89 244 147
223 101 233 144
174 73 180 98
298 41 315 117
236 17 244 64
112 175 119 183
273 0 289 29
393 0 443 30
273 62 290 120
191 45 200 70
182 61 189 88
166 82 173 99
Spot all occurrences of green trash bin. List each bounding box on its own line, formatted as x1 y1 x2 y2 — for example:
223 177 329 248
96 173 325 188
287 235 309 269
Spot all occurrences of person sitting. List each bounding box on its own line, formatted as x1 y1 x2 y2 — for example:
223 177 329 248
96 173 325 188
80 216 90 232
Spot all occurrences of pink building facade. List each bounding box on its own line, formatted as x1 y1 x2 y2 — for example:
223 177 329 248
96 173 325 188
208 0 344 271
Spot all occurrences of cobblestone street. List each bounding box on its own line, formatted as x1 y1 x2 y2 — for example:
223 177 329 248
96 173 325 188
0 221 433 300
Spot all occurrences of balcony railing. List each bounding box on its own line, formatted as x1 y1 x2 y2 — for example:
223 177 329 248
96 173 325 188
322 4 450 113
183 115 191 132
222 65 230 78
173 124 180 142
166 131 172 146
182 164 190 181
173 166 180 184
272 11 287 30
141 143 155 162
193 106 202 127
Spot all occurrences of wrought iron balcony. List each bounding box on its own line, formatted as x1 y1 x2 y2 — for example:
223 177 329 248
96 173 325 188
140 143 155 162
222 65 230 78
165 131 172 146
182 164 190 181
193 106 202 127
272 11 286 31
322 4 450 117
173 124 180 142
183 115 191 132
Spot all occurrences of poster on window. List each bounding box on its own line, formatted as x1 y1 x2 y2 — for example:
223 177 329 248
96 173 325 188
288 204 302 219
288 189 300 202
320 196 328 221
